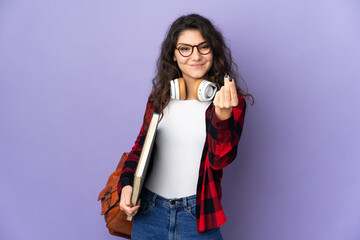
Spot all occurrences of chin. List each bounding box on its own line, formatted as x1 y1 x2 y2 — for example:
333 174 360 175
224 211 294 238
190 75 206 80
190 72 208 79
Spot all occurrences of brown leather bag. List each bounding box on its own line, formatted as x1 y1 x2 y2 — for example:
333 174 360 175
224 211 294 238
98 152 133 238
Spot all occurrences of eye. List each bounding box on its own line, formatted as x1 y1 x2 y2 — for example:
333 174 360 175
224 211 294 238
180 46 190 51
200 44 210 49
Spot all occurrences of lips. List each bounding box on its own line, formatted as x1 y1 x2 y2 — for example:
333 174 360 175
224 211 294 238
191 64 204 67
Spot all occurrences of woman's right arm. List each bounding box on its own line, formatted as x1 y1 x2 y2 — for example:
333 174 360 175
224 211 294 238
117 93 154 216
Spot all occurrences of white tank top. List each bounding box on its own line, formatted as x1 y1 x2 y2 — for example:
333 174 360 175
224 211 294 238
144 99 212 198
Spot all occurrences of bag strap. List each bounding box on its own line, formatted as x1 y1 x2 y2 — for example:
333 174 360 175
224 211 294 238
116 152 129 170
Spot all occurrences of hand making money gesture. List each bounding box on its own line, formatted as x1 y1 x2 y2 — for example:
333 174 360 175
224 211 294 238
213 73 239 121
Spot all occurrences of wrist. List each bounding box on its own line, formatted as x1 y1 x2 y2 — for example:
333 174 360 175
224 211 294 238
215 107 232 121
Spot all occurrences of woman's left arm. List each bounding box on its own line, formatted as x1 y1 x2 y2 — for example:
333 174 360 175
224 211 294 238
208 76 247 170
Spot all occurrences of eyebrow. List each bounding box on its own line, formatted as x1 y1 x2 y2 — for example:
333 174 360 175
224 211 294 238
177 41 207 46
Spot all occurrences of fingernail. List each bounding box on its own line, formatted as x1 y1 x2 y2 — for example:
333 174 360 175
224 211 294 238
224 73 228 78
229 77 232 82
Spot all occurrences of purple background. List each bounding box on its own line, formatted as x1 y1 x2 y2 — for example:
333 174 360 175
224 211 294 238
1 0 359 239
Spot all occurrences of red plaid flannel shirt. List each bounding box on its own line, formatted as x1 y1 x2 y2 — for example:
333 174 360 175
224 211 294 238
117 92 246 233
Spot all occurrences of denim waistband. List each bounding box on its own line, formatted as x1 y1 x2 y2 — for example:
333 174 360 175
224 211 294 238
140 186 197 208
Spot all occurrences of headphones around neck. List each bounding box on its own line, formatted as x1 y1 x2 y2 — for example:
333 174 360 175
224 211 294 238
170 78 218 101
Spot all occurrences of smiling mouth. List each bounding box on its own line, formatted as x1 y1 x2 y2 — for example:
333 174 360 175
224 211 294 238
191 64 204 67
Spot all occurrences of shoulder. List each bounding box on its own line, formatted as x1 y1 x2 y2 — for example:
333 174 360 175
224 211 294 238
145 92 154 107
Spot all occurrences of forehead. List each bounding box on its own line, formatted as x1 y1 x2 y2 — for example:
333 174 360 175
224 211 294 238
176 29 206 45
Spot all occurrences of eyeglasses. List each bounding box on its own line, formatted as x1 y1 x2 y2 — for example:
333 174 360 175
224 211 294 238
175 42 211 57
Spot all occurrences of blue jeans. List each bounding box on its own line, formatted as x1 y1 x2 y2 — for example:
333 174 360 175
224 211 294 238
131 187 223 240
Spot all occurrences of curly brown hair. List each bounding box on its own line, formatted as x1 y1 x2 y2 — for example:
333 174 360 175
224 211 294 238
146 13 254 128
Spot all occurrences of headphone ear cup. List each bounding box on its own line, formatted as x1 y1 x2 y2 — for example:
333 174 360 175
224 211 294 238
177 78 186 100
193 80 218 101
170 79 177 100
170 78 187 100
192 80 203 101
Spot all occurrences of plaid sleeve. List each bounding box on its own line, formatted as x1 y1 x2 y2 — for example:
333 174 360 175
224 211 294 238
117 93 153 196
208 94 246 170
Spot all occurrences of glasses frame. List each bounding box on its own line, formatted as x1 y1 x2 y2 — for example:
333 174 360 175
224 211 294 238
175 41 211 57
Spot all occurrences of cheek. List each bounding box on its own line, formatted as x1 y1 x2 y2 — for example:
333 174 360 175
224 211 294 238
176 58 188 67
207 57 213 69
203 53 213 65
208 54 214 64
174 52 187 65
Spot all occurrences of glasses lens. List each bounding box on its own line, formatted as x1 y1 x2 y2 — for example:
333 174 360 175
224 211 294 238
198 42 211 55
179 44 192 57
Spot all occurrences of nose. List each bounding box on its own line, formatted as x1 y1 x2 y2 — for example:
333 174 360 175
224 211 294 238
190 47 202 60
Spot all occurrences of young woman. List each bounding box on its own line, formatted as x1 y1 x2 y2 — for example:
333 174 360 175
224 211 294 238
117 13 253 239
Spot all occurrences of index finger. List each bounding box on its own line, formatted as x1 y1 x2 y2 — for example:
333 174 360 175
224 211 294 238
225 76 238 106
224 73 229 87
224 75 236 93
224 74 234 85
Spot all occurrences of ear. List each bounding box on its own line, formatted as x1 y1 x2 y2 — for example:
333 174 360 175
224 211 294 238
173 56 177 62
